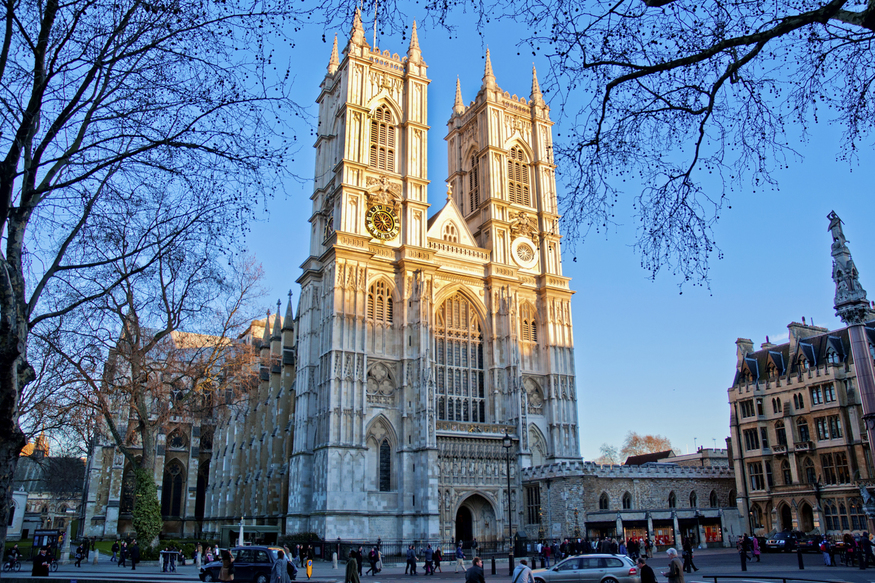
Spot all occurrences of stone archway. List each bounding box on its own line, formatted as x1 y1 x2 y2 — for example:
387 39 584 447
455 494 498 543
799 502 814 532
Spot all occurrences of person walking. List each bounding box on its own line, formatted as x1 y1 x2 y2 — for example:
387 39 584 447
433 547 442 573
663 548 685 583
511 559 534 583
424 544 434 575
405 545 418 575
465 557 485 583
219 549 235 582
129 539 140 571
637 558 656 583
196 543 203 569
271 549 291 583
682 537 699 572
355 546 364 577
454 544 466 572
751 535 761 562
861 532 872 570
75 544 84 567
31 547 51 577
118 542 127 568
111 540 119 562
345 551 361 583
737 536 748 572
820 537 831 566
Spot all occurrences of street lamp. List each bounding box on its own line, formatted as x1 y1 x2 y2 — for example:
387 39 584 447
503 432 513 551
538 510 545 541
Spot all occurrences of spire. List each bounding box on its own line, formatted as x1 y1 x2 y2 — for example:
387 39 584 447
453 77 465 115
272 299 282 339
482 48 496 90
347 8 368 51
327 35 339 75
407 20 422 64
261 310 271 346
531 65 545 106
829 211 871 325
283 290 295 330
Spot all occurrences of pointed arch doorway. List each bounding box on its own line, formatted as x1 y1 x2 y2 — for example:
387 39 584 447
455 494 498 544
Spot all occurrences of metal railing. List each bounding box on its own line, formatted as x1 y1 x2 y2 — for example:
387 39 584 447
701 576 853 583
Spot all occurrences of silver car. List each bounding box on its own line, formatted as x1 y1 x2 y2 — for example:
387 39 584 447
532 555 641 583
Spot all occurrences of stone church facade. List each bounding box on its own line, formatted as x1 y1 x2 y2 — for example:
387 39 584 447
281 13 579 543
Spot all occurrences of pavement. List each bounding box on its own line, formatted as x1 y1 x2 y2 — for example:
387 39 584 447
2 548 875 583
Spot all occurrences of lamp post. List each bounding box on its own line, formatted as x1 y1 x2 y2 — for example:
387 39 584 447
503 433 513 551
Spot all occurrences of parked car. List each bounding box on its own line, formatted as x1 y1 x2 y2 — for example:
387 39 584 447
532 554 640 583
764 531 800 552
796 535 819 553
200 546 291 583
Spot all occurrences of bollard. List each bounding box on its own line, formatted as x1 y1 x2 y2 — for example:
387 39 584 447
508 553 514 576
797 549 804 570
93 549 100 565
332 551 338 569
491 556 496 575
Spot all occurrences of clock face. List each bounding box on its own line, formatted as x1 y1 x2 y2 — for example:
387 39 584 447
365 204 400 240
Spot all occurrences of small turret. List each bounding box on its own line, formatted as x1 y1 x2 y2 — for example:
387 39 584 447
261 309 271 355
346 8 369 55
272 299 282 341
453 77 465 116
481 48 497 91
531 65 545 107
407 21 422 65
327 35 339 75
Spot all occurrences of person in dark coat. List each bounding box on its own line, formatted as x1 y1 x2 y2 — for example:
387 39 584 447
118 542 127 567
129 540 140 570
31 548 51 576
75 544 85 567
861 532 872 570
637 558 656 583
465 557 485 583
345 551 361 583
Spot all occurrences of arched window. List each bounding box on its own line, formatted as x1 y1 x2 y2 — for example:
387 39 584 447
775 421 787 446
507 147 531 207
442 222 459 243
751 504 763 529
161 460 185 517
797 417 810 441
689 491 698 508
435 293 485 423
369 105 395 171
803 458 816 484
668 491 677 508
520 302 538 343
622 492 632 510
709 490 718 508
781 459 792 485
728 489 737 506
200 428 214 451
599 492 609 510
379 439 391 492
120 465 135 514
367 281 393 326
468 154 480 212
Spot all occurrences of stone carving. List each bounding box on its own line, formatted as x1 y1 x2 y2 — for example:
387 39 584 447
525 378 544 414
367 363 395 406
510 211 538 243
366 175 402 207
829 211 870 325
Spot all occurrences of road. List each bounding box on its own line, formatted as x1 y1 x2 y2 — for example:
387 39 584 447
2 549 874 583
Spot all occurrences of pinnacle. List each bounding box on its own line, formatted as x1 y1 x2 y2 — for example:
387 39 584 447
283 290 295 330
327 35 339 74
409 20 420 51
407 20 422 64
531 65 545 105
261 310 271 345
482 48 496 90
453 77 465 115
348 8 368 49
272 299 282 338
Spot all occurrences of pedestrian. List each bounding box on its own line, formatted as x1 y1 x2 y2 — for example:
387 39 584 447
345 551 361 583
111 540 119 562
637 558 656 583
751 535 760 562
454 543 466 572
737 536 747 572
271 549 291 583
129 539 140 571
465 557 485 583
196 543 203 569
356 546 364 576
170 545 178 572
645 537 653 559
861 532 872 570
118 542 127 567
32 547 51 577
511 558 534 583
75 543 84 567
405 544 418 575
821 537 831 566
472 539 479 555
662 548 685 583
219 549 235 582
424 544 434 575
433 547 442 573
682 537 698 572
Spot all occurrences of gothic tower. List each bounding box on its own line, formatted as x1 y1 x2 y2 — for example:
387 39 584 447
288 15 579 543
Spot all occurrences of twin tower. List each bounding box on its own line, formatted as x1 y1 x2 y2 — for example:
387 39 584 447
289 13 580 543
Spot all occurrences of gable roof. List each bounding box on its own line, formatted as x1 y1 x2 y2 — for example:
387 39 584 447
426 196 478 247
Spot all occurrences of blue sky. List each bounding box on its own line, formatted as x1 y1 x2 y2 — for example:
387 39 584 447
246 11 875 460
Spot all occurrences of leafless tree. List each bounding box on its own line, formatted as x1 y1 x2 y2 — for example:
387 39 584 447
0 0 315 549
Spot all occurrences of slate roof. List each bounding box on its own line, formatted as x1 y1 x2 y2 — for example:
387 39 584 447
624 450 675 465
734 320 875 386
